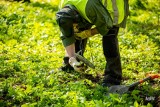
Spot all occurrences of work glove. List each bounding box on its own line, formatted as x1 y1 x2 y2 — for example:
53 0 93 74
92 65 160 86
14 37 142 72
69 57 87 72
74 29 92 40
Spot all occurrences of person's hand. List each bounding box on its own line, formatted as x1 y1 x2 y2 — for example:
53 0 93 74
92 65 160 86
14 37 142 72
69 57 87 72
74 29 92 40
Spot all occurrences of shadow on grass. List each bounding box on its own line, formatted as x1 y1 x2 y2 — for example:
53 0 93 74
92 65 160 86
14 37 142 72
64 70 102 84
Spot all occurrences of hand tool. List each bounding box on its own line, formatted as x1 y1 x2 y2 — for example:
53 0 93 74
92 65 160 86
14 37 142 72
108 74 160 94
74 50 95 69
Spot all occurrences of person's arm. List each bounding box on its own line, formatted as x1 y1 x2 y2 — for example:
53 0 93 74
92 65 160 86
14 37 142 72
74 27 99 39
65 43 75 58
65 43 87 71
65 27 99 58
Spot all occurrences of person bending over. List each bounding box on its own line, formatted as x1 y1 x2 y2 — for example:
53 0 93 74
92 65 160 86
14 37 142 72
56 0 129 87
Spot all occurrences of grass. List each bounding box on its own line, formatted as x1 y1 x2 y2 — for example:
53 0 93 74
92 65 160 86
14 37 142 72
0 0 159 106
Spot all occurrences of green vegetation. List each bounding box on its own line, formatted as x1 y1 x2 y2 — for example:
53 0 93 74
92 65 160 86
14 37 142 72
0 0 159 106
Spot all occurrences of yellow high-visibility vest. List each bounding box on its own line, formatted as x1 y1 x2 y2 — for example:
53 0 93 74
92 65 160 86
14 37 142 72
59 0 90 22
101 0 125 25
60 0 126 25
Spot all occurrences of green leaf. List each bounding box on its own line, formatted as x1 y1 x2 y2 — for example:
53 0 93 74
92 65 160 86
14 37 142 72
146 103 153 107
134 101 139 107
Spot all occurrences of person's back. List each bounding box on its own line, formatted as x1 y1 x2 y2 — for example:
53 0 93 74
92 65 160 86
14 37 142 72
60 0 129 29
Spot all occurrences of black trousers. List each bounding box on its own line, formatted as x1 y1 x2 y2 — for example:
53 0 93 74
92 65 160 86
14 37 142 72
75 26 122 84
102 26 122 84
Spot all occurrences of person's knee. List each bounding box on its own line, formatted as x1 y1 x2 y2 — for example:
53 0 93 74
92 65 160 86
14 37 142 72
56 10 73 28
56 8 74 37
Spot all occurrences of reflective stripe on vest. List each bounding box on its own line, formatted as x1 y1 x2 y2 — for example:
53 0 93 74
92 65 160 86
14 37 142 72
104 0 107 7
112 0 119 25
101 0 124 25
